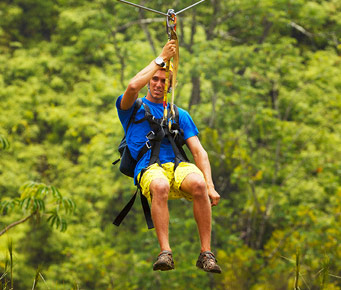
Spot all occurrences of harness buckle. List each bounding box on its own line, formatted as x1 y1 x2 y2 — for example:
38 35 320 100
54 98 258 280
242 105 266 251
146 131 155 140
172 129 179 136
145 140 152 149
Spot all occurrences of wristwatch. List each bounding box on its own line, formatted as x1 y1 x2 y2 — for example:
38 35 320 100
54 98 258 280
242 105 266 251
154 56 165 67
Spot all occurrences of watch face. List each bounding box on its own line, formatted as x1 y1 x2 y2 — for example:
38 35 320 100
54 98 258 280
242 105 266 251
155 57 164 66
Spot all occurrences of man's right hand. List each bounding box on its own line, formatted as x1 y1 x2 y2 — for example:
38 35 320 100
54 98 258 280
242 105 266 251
120 40 177 111
159 40 176 62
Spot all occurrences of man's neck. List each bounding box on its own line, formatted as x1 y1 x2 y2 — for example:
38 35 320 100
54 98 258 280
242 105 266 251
146 92 163 104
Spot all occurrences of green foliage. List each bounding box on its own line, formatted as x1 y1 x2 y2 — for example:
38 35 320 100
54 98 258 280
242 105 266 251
1 181 75 233
0 135 9 150
0 239 13 290
0 0 341 288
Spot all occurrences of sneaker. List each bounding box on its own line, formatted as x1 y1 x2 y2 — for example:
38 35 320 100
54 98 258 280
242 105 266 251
153 251 175 271
196 251 222 273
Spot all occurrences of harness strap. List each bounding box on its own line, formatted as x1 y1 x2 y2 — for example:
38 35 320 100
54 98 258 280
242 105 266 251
148 139 162 167
114 168 154 229
127 98 143 129
133 111 154 124
140 188 154 229
166 132 187 169
113 187 137 227
112 98 144 166
113 186 154 229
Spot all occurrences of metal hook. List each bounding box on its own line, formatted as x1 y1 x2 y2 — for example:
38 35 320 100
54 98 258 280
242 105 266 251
166 9 176 39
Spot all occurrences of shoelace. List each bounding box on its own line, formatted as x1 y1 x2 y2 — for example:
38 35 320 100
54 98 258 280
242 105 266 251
202 252 217 262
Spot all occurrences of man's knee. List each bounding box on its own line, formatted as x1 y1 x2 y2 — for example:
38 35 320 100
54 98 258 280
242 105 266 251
150 178 170 201
188 175 207 199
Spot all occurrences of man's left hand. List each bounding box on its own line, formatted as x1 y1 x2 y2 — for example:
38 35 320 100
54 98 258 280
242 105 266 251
208 188 220 206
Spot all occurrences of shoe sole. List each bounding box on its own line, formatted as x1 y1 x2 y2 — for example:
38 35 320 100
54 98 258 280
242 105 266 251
196 263 221 274
153 262 174 271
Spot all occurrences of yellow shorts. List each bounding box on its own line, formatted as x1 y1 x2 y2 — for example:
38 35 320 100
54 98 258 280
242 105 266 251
137 162 204 202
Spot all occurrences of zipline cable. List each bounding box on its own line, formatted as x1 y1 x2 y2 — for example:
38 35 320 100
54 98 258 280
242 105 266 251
116 0 168 16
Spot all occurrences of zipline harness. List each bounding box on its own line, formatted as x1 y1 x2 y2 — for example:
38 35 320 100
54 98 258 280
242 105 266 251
113 0 206 229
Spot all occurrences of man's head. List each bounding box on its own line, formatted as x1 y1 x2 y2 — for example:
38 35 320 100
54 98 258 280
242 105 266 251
147 63 173 103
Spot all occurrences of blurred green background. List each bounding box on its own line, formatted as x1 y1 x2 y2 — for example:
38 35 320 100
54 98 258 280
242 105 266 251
1 0 341 288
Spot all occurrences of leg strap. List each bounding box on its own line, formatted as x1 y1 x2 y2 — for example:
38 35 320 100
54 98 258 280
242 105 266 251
113 173 154 229
113 188 137 227
141 192 154 229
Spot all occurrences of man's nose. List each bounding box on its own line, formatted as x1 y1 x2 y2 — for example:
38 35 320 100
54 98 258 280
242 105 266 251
156 80 164 87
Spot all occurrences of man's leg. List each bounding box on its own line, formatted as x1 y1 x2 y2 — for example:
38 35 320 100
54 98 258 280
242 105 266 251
180 171 221 273
149 178 171 253
180 173 212 253
139 164 174 271
149 177 175 271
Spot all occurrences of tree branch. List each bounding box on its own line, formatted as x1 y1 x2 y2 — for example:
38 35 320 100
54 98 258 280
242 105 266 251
289 22 313 38
258 17 273 44
0 212 36 236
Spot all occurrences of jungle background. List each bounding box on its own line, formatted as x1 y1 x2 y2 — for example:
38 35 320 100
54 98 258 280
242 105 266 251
1 0 341 289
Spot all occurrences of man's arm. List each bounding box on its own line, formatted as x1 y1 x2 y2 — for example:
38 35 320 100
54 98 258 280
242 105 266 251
120 40 177 110
186 136 220 206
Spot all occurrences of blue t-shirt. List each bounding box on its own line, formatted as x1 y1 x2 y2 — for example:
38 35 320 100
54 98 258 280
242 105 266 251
116 95 199 183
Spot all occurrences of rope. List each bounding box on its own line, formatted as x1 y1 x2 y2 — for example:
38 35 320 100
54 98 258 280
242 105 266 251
163 12 178 129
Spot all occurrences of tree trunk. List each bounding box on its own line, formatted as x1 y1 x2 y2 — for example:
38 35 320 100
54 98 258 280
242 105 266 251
188 75 201 110
205 0 220 40
138 1 157 55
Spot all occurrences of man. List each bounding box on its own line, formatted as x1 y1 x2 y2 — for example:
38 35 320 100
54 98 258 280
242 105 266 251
116 40 221 273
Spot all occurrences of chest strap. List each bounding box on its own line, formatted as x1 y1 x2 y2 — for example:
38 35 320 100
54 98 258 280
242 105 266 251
134 102 188 169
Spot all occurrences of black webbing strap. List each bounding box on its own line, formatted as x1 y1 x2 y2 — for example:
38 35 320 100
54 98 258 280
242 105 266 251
113 188 138 227
113 186 154 229
112 158 121 165
137 169 154 229
140 191 154 229
148 139 162 166
166 128 187 169
127 98 143 131
113 166 154 229
112 99 143 166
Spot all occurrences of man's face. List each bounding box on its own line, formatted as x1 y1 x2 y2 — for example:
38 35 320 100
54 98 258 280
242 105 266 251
148 70 169 102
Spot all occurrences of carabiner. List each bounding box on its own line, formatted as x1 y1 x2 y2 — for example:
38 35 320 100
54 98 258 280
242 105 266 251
166 9 177 40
